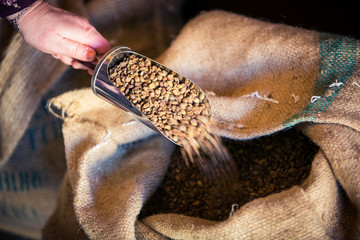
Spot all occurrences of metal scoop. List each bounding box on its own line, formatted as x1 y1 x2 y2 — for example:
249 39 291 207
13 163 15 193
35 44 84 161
83 46 210 146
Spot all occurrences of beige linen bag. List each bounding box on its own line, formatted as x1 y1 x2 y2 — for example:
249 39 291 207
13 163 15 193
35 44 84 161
44 11 360 239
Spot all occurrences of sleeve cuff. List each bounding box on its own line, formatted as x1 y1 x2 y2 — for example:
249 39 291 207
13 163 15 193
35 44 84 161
0 0 37 18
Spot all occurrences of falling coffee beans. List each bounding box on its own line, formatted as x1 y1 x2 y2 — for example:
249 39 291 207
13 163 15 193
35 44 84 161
109 54 232 176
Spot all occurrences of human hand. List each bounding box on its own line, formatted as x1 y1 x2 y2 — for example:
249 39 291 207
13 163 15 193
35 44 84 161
9 0 110 73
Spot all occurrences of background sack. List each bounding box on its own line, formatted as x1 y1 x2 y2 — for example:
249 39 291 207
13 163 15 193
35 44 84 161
44 11 360 240
0 0 183 238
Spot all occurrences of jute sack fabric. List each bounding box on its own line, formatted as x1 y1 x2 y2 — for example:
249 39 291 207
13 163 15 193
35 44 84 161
0 0 68 235
0 0 182 238
44 11 360 239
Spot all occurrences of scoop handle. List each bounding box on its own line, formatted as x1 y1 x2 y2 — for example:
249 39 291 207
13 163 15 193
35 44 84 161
74 60 97 70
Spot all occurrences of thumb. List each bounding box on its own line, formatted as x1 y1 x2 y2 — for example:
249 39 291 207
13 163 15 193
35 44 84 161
56 37 97 61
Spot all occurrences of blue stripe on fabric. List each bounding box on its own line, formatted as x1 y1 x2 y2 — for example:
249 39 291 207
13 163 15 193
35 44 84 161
283 33 357 127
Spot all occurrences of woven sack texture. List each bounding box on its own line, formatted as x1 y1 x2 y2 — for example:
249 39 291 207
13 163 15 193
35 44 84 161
44 11 360 240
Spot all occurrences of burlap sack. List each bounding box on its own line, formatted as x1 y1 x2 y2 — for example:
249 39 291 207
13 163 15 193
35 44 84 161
0 0 182 238
44 10 360 239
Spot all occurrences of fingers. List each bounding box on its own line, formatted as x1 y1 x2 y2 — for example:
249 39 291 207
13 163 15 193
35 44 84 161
71 59 94 73
17 1 111 71
53 54 93 72
50 22 110 63
62 17 110 56
58 18 111 57
52 37 96 62
52 54 72 65
80 28 110 56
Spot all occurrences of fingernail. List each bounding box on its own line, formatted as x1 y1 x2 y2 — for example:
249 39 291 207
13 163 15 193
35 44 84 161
86 49 96 61
52 54 59 59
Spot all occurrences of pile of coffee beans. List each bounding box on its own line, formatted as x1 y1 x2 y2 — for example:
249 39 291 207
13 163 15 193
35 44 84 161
140 128 318 221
